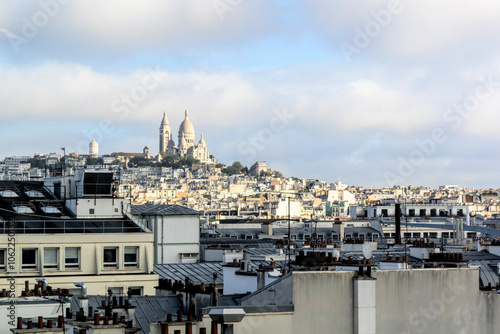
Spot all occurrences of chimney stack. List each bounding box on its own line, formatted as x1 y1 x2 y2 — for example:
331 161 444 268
261 222 273 236
395 203 402 244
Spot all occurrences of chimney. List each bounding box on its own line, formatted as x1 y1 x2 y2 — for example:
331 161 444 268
211 321 218 334
261 222 273 236
78 298 89 317
186 322 193 334
395 203 401 244
257 266 266 290
334 219 344 241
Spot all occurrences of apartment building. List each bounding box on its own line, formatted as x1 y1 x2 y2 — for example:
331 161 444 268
0 170 158 296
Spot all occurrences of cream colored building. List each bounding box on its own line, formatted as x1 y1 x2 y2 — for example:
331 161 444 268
0 232 157 296
0 171 158 296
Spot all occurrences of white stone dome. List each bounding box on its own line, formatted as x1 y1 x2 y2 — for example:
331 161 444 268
179 109 195 135
198 133 206 147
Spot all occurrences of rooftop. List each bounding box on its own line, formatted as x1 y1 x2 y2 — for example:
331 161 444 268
132 204 202 216
0 180 146 234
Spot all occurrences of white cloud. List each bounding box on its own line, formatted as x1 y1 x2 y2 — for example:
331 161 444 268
307 1 500 63
304 79 436 134
2 1 500 187
0 0 278 58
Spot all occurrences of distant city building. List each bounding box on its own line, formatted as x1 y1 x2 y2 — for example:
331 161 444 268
159 110 211 162
250 161 267 176
111 146 151 164
89 139 98 157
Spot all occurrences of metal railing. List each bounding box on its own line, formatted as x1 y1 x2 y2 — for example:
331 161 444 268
0 219 145 234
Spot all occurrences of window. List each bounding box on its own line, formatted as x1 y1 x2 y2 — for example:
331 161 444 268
430 232 438 238
384 233 390 238
108 287 123 295
68 288 82 296
404 233 412 239
44 248 58 269
22 249 37 269
124 247 138 267
89 209 95 215
104 247 118 267
423 232 429 238
0 249 5 270
65 248 80 269
442 232 450 238
128 287 143 296
413 232 421 238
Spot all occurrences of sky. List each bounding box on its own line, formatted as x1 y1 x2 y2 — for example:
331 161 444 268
1 1 500 189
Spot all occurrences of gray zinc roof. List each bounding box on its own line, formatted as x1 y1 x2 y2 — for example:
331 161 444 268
132 204 201 216
469 260 500 287
154 262 223 285
154 261 286 285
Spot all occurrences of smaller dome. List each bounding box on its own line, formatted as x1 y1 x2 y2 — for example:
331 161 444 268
198 133 206 147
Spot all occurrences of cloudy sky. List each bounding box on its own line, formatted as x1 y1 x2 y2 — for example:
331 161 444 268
1 1 500 188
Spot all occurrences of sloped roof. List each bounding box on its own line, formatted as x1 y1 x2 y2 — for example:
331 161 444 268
469 260 500 287
132 204 201 216
154 262 223 284
154 261 286 284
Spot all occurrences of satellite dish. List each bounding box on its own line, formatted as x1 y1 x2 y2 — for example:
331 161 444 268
362 243 373 259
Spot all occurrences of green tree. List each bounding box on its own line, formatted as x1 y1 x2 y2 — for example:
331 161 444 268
222 161 247 176
160 154 200 168
26 158 46 168
86 157 104 165
128 157 150 167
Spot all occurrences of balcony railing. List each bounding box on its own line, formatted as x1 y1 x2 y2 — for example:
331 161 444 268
0 219 145 234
